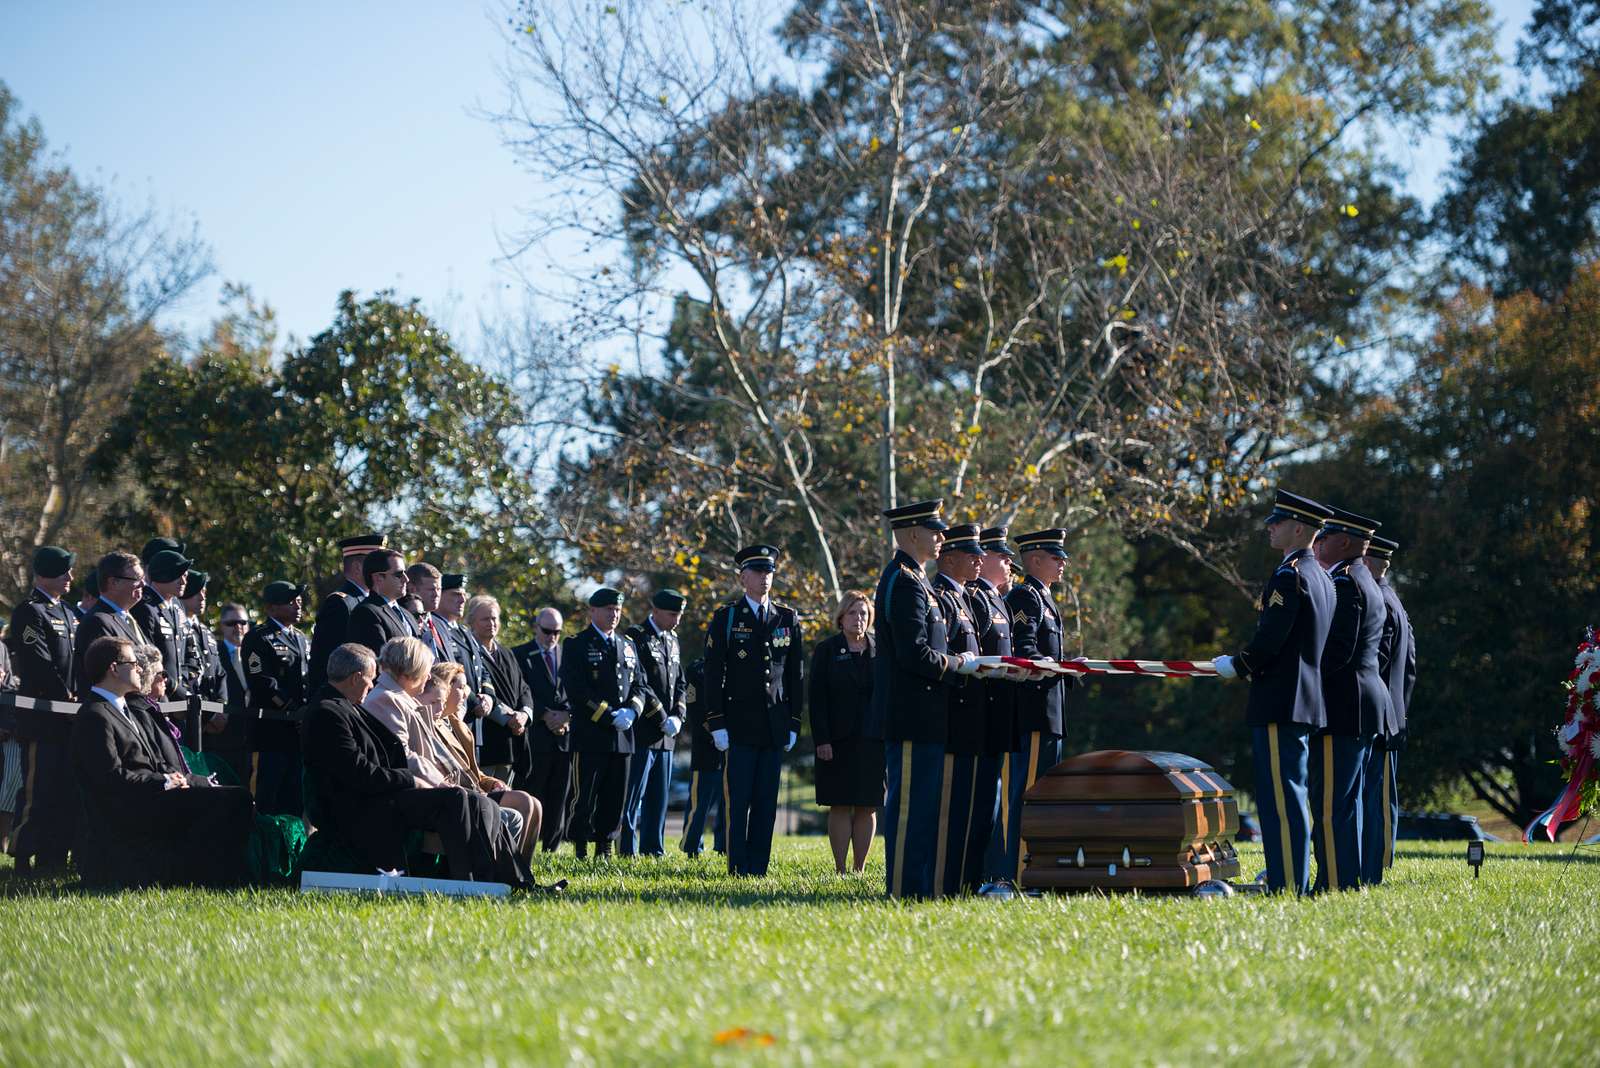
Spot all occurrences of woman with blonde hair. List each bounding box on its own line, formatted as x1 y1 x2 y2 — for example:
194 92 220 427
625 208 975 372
421 660 542 862
808 590 881 874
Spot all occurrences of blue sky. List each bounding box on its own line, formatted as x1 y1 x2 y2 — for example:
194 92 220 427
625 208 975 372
1 0 1539 353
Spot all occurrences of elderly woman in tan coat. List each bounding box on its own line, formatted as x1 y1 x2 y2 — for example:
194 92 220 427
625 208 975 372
364 637 536 857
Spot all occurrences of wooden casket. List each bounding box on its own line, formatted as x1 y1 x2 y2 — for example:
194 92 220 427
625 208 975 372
1019 750 1240 891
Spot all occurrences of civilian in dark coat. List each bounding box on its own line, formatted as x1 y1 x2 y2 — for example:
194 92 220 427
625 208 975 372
300 642 531 886
347 550 419 656
809 591 879 875
513 605 575 852
69 635 254 888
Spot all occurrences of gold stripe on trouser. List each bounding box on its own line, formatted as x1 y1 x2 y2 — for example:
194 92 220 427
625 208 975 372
955 756 979 893
1015 733 1042 885
931 754 955 899
1266 725 1295 890
890 741 913 898
12 741 40 838
721 757 732 842
998 753 1011 852
681 771 699 850
249 751 261 797
1382 751 1393 868
1321 735 1338 888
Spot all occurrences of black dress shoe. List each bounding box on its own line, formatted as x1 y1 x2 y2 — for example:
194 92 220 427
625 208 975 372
573 840 588 860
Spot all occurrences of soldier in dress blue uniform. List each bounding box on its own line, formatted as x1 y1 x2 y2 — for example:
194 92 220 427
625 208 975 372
1212 491 1336 895
242 580 311 816
679 657 727 856
132 549 194 699
873 501 979 899
1308 506 1390 891
5 546 79 874
437 573 497 747
972 526 1020 892
621 589 689 857
997 528 1074 887
513 605 575 852
1364 535 1414 882
703 545 804 877
561 587 654 859
309 533 386 691
930 524 991 896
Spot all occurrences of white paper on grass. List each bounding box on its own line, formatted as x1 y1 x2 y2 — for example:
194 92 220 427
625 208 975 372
299 870 510 898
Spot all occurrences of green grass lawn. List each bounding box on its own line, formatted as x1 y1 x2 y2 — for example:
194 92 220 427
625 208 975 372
2 839 1597 1066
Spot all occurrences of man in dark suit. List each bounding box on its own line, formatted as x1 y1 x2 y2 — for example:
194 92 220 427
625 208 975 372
308 533 386 691
74 551 152 693
348 549 418 655
562 587 654 859
621 589 689 857
69 635 254 888
1364 535 1415 883
513 605 574 852
241 581 310 816
131 549 194 700
1309 507 1390 892
997 527 1074 888
301 642 534 887
1214 490 1336 895
703 546 804 877
6 545 79 874
871 503 974 899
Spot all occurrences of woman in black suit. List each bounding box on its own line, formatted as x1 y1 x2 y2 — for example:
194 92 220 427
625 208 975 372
808 590 880 874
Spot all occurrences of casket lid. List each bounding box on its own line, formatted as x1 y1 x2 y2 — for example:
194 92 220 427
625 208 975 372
1028 750 1232 801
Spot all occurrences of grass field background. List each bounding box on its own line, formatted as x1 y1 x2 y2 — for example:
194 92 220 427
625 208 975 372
2 839 1597 1066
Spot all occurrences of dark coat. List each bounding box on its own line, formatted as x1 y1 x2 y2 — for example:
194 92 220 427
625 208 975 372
625 619 688 750
347 594 417 658
1005 575 1074 738
7 588 78 700
478 642 537 768
73 600 150 695
131 588 191 699
967 578 1016 757
683 658 722 773
1378 580 1416 741
1235 547 1336 730
301 687 421 867
240 620 309 752
807 632 876 744
308 580 366 691
932 573 985 756
561 626 654 755
513 638 571 754
702 596 804 749
1321 558 1393 737
869 550 959 745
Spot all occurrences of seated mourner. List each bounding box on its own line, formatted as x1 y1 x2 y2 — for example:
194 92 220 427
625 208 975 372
301 642 534 887
69 635 255 888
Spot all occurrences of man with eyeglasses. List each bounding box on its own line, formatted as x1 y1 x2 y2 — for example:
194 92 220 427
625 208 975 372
241 581 311 816
435 573 496 739
513 606 575 852
309 532 386 692
5 545 79 875
349 549 419 655
69 635 254 888
74 551 152 694
131 548 195 700
215 605 251 709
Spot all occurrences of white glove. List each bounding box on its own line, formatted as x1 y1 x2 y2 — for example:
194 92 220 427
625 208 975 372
613 707 637 730
1213 654 1237 679
954 651 979 675
712 728 730 751
663 716 682 738
786 731 797 752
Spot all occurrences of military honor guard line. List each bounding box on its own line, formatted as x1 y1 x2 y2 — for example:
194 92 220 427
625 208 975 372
0 491 1414 899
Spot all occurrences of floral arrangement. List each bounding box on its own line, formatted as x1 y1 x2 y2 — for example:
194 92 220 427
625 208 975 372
1526 628 1600 841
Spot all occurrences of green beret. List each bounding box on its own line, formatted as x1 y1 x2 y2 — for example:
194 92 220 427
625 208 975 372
147 549 194 583
589 587 624 608
262 580 307 605
32 546 75 579
652 588 687 611
140 537 184 565
185 570 210 595
441 572 468 591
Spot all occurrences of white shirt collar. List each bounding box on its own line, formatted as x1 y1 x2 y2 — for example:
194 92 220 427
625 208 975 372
744 595 770 616
90 686 127 713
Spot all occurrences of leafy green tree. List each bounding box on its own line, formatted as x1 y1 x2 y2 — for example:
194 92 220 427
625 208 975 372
99 291 564 628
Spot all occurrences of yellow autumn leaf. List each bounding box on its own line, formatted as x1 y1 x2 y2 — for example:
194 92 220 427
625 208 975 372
868 135 881 153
